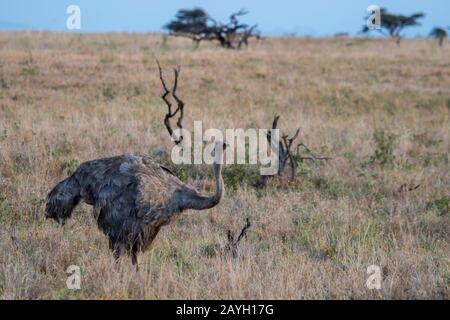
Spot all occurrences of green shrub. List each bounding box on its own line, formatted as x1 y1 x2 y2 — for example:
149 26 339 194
199 242 221 258
222 165 259 191
21 66 39 76
62 159 79 176
367 129 397 167
101 86 115 100
309 175 347 199
426 197 450 216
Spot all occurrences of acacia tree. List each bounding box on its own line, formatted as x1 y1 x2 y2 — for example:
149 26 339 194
430 27 448 47
362 8 425 45
164 8 260 49
163 8 212 47
164 8 209 34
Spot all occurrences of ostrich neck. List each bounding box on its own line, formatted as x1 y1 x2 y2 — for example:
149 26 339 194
182 162 224 211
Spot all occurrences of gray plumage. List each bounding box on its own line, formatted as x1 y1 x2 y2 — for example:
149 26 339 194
45 143 225 265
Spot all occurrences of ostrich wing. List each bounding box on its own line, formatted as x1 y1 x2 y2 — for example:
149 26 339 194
78 155 189 233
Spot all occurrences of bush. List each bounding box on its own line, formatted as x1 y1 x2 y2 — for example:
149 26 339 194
426 197 450 216
101 86 115 101
367 130 397 167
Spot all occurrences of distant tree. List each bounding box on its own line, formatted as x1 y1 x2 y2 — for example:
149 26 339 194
164 8 261 49
362 8 425 45
429 27 448 47
334 32 349 38
164 8 211 47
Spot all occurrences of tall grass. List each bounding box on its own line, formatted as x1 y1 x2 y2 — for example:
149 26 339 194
0 32 448 299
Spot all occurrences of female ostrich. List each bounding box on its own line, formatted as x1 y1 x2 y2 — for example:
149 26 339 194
45 63 226 266
45 141 226 266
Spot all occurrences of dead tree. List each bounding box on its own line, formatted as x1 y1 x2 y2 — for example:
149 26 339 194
156 59 185 145
214 9 260 49
164 8 260 49
237 25 260 49
257 115 331 188
265 115 299 180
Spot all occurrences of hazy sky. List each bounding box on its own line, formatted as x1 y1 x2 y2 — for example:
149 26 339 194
0 0 448 36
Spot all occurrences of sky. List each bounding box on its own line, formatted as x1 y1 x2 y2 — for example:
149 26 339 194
0 0 448 37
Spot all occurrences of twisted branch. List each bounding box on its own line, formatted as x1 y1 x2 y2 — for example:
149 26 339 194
156 59 185 145
259 115 331 186
226 218 251 258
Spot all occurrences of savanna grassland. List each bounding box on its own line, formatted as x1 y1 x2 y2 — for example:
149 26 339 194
0 32 449 299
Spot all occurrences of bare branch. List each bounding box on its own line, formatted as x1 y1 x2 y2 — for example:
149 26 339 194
171 66 185 131
259 115 331 186
296 143 332 161
266 115 278 139
235 218 251 244
156 60 184 145
225 218 251 258
281 128 300 180
398 183 421 193
231 8 249 19
271 115 280 130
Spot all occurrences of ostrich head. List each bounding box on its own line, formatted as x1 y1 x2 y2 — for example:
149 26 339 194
210 140 227 186
211 141 228 164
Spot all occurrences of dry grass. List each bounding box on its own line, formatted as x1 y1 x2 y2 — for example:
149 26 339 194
0 32 449 299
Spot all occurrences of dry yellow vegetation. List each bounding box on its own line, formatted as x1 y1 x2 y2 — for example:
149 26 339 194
0 32 449 299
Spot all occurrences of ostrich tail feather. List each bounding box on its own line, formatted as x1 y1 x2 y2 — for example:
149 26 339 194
45 175 81 224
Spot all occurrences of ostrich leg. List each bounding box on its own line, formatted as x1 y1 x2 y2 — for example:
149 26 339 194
131 249 139 271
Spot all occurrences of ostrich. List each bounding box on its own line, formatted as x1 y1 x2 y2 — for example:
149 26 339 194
45 63 226 266
45 141 226 266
